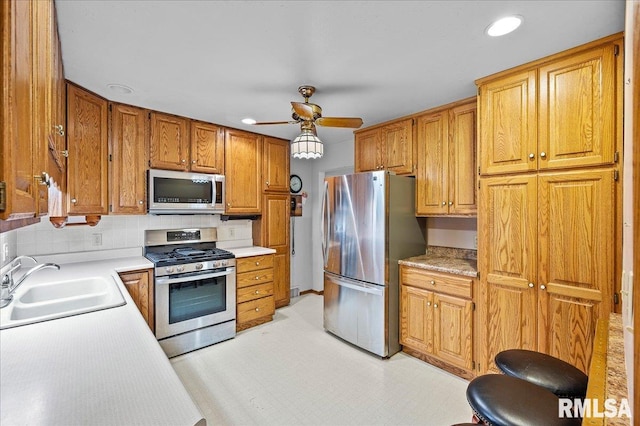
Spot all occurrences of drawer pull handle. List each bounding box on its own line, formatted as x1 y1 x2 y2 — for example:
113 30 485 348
430 280 435 285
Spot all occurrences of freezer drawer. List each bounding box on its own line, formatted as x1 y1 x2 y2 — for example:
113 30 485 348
323 272 389 357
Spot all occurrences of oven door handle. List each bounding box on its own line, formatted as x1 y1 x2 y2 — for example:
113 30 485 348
155 268 235 286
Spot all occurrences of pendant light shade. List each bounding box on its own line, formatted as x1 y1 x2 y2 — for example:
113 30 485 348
291 129 323 159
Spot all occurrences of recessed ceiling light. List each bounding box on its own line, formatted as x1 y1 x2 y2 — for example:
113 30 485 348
107 83 133 94
486 15 523 37
242 118 257 125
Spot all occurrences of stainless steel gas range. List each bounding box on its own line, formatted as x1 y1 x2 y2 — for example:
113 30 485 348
144 228 236 357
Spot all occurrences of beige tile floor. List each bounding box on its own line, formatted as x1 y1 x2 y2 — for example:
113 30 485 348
171 294 473 425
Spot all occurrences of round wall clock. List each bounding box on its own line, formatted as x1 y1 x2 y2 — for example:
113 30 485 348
290 174 303 193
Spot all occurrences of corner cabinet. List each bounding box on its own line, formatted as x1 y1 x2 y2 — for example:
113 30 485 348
65 83 108 216
400 265 475 379
415 98 477 216
109 103 148 214
236 254 275 331
354 118 414 175
224 129 262 214
118 269 154 331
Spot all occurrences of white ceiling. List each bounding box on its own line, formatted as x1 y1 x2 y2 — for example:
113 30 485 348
55 0 625 145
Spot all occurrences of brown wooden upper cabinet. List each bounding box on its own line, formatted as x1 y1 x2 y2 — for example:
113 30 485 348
66 83 109 216
224 129 262 214
354 118 414 175
262 137 290 193
149 113 225 174
415 98 477 216
477 35 622 176
109 103 149 214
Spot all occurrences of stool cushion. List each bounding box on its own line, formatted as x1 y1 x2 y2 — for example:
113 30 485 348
466 374 581 426
495 349 588 398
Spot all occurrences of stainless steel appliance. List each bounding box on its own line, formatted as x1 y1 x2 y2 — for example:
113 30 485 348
144 228 236 357
148 169 225 214
322 171 426 357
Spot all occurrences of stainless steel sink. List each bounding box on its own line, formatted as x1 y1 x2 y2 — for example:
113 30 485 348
0 275 126 329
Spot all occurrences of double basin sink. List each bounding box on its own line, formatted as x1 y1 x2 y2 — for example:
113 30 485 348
0 274 126 330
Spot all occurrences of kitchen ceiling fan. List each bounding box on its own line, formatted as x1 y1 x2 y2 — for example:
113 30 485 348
252 85 364 134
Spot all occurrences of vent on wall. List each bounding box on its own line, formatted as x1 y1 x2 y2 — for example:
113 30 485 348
290 287 300 298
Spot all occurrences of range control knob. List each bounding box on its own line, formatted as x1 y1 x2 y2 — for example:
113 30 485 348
176 265 185 273
165 267 175 274
221 260 228 266
195 263 203 270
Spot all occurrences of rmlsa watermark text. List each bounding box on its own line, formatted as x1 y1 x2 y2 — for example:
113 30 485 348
559 398 631 418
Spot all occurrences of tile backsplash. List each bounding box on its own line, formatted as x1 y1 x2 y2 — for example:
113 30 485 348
13 215 252 257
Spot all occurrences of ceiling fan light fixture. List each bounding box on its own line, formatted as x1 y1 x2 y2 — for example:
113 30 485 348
486 15 523 37
291 130 323 159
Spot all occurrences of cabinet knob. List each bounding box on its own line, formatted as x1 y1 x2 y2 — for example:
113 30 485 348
540 284 546 290
138 200 144 205
255 276 260 280
441 201 446 206
265 181 270 186
71 198 77 204
227 203 231 207
430 280 435 285
255 261 260 266
427 301 431 306
181 159 186 163
528 282 534 288
448 201 453 206
255 290 260 295
255 307 260 312
540 152 547 158
192 160 196 164
53 124 64 136
529 153 535 159
39 171 51 187
434 303 438 308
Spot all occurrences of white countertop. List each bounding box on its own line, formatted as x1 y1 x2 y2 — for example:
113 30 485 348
0 253 204 426
227 246 276 258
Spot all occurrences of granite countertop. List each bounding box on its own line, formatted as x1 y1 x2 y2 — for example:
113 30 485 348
606 313 630 426
0 249 204 426
398 246 478 278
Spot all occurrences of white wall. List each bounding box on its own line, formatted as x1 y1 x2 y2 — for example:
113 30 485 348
427 217 477 250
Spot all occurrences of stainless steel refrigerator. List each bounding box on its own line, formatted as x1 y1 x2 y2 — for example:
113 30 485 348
322 170 426 357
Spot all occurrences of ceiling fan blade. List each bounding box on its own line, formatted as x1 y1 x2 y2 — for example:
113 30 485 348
316 117 364 128
253 120 298 125
291 102 315 120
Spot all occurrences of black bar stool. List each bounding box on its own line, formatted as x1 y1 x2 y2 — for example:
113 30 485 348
495 349 588 399
466 374 581 426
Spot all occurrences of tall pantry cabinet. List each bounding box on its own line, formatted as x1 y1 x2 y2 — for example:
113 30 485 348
476 34 623 374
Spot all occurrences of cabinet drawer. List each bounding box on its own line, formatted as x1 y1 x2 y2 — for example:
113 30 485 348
237 255 274 273
237 282 274 303
237 295 275 323
401 267 472 299
237 269 274 288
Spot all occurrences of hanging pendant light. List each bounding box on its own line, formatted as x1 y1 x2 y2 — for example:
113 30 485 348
291 126 323 159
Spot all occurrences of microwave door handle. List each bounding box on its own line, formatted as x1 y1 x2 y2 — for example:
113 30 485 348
155 269 234 285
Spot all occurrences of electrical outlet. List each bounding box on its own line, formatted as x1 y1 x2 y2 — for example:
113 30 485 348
91 233 103 246
2 243 8 262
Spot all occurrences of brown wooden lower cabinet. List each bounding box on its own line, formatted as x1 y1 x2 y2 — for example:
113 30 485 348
399 265 475 379
236 254 275 331
118 269 154 332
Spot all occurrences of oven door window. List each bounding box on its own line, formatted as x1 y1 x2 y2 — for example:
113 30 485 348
168 275 226 324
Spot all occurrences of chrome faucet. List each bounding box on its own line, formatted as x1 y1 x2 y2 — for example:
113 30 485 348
0 257 60 308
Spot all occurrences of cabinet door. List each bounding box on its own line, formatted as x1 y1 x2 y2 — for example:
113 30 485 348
478 70 537 175
190 120 224 174
66 83 108 215
261 194 291 307
537 169 614 373
433 293 473 370
262 137 290 193
478 174 538 373
538 43 619 170
354 128 381 172
381 118 413 175
149 112 189 171
400 284 434 354
119 269 154 331
224 129 262 214
416 111 448 215
110 103 148 214
449 101 477 215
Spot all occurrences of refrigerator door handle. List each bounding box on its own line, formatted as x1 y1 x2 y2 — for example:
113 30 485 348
326 273 384 296
322 180 329 267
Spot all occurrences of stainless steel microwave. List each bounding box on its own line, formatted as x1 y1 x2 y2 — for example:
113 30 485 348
148 169 225 214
